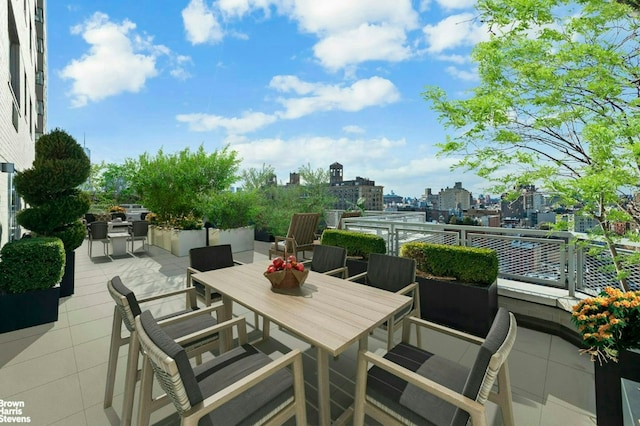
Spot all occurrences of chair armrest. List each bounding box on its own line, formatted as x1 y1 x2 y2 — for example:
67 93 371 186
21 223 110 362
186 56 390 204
359 351 486 422
402 316 485 345
323 266 348 278
395 282 418 297
137 286 196 303
194 349 305 420
157 301 225 328
233 260 245 266
174 316 247 348
347 271 367 282
186 267 199 287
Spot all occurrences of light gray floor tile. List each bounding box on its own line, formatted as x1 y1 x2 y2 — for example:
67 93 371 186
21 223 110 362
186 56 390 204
508 349 549 398
548 335 594 373
544 360 596 416
513 326 552 360
49 411 88 426
69 316 113 346
1 327 73 368
538 397 598 425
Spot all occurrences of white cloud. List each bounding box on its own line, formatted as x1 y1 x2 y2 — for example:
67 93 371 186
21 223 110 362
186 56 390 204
176 111 278 133
343 125 365 134
313 24 412 71
423 13 489 53
182 0 224 44
270 76 400 119
60 13 158 107
433 0 477 10
445 65 478 81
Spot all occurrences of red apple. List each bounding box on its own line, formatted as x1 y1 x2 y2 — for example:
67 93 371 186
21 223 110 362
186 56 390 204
294 263 304 271
272 257 284 269
287 255 297 263
284 262 293 270
266 265 275 273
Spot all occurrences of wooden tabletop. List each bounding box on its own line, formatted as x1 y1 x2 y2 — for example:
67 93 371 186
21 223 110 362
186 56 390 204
192 261 412 356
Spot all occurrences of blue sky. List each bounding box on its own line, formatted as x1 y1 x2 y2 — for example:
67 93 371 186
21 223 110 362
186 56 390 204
47 0 491 199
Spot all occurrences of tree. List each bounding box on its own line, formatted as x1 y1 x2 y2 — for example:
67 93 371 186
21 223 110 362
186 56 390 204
15 128 91 251
129 145 240 224
424 0 640 291
298 163 336 216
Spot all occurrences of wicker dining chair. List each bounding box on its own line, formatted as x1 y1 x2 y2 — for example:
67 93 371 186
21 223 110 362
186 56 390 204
134 310 307 426
303 244 348 278
352 308 517 426
87 221 109 257
104 276 223 426
128 220 149 253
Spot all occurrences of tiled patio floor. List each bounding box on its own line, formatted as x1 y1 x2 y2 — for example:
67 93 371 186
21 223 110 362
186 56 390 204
0 240 596 425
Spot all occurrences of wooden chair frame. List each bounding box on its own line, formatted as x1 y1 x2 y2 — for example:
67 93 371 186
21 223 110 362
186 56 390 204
269 213 320 260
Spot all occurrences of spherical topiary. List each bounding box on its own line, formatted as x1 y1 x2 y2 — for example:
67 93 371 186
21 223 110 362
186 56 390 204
0 237 65 294
14 129 91 252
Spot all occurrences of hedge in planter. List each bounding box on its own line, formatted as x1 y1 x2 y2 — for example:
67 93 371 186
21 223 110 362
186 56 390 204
0 237 65 333
15 128 91 297
400 242 499 337
321 229 386 278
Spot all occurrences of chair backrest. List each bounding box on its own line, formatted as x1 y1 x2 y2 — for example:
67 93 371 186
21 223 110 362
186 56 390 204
338 211 361 229
366 253 416 292
135 310 203 415
111 212 127 221
84 213 96 224
131 220 149 237
189 244 235 272
107 276 141 332
90 221 108 239
286 213 320 244
452 307 517 425
311 244 347 274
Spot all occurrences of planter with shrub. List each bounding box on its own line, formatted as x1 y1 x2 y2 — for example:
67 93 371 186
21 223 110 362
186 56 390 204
204 191 258 253
0 237 65 333
401 242 499 337
320 229 386 277
14 129 91 297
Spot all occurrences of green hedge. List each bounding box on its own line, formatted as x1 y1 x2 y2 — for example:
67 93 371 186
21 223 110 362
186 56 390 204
400 242 498 287
0 237 65 294
320 229 386 259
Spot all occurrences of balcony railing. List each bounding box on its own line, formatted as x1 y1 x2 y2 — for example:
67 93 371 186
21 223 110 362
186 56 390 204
328 210 640 297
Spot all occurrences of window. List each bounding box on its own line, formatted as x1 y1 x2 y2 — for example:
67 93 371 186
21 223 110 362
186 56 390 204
36 100 44 115
8 2 21 110
35 6 43 23
35 70 44 85
37 37 44 54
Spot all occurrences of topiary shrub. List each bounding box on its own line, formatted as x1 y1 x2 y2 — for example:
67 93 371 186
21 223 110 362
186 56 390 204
400 242 498 287
15 128 91 251
204 190 260 230
0 237 65 294
320 229 386 259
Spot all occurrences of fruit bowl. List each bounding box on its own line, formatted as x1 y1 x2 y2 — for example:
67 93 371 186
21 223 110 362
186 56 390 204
264 256 309 289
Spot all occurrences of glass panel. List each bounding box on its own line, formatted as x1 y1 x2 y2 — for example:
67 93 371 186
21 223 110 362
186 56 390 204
622 378 640 426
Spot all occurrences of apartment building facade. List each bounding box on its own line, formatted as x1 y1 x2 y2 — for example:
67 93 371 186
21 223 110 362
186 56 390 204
1 0 45 245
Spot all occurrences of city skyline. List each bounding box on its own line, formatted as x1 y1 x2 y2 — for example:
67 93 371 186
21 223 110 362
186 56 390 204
46 0 492 199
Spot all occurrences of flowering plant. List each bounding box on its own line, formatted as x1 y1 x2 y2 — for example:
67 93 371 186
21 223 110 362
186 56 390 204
571 287 640 363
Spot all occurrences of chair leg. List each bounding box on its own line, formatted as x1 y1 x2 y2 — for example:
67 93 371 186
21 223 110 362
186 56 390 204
490 364 515 426
137 356 154 426
120 329 141 426
104 308 124 408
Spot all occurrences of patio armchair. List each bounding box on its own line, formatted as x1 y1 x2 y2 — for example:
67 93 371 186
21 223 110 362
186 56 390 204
337 210 361 229
187 245 267 337
87 221 109 257
348 253 420 350
104 276 223 426
128 220 149 253
134 310 307 426
302 244 348 278
268 212 320 260
352 308 516 426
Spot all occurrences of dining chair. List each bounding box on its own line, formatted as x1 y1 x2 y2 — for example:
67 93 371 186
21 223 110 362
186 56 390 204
128 220 149 253
87 221 109 257
303 244 348 278
187 245 267 337
135 310 307 426
338 210 361 229
349 253 420 350
269 212 320 260
352 308 517 426
104 276 223 426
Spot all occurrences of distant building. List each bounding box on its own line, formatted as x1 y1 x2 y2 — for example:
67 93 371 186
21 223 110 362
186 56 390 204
383 191 403 206
421 188 439 209
328 162 383 211
1 0 46 245
558 213 598 233
438 182 472 211
288 172 300 186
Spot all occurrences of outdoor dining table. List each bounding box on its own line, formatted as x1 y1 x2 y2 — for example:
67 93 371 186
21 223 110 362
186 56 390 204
191 261 412 426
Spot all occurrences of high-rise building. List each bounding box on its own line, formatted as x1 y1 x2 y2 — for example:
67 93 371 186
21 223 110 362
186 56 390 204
438 182 472 211
1 0 46 245
327 163 383 211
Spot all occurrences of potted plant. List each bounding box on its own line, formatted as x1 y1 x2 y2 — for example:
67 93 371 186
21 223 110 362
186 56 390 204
320 229 386 277
571 287 640 425
400 242 499 337
14 128 91 297
0 237 65 333
204 190 259 253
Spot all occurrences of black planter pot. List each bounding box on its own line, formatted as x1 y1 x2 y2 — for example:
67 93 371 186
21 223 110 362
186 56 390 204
417 277 498 337
595 349 640 425
254 228 274 242
0 287 60 333
59 251 75 297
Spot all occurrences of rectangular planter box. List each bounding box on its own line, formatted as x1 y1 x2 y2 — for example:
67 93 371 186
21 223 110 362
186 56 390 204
0 287 60 333
418 276 498 337
171 229 206 257
595 349 640 425
208 226 255 253
151 227 173 251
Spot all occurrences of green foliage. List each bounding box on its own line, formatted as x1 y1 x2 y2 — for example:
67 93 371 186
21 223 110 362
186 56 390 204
423 0 640 290
204 190 260 230
130 145 240 225
14 129 91 251
320 229 386 259
0 237 65 294
85 161 140 205
401 242 498 287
